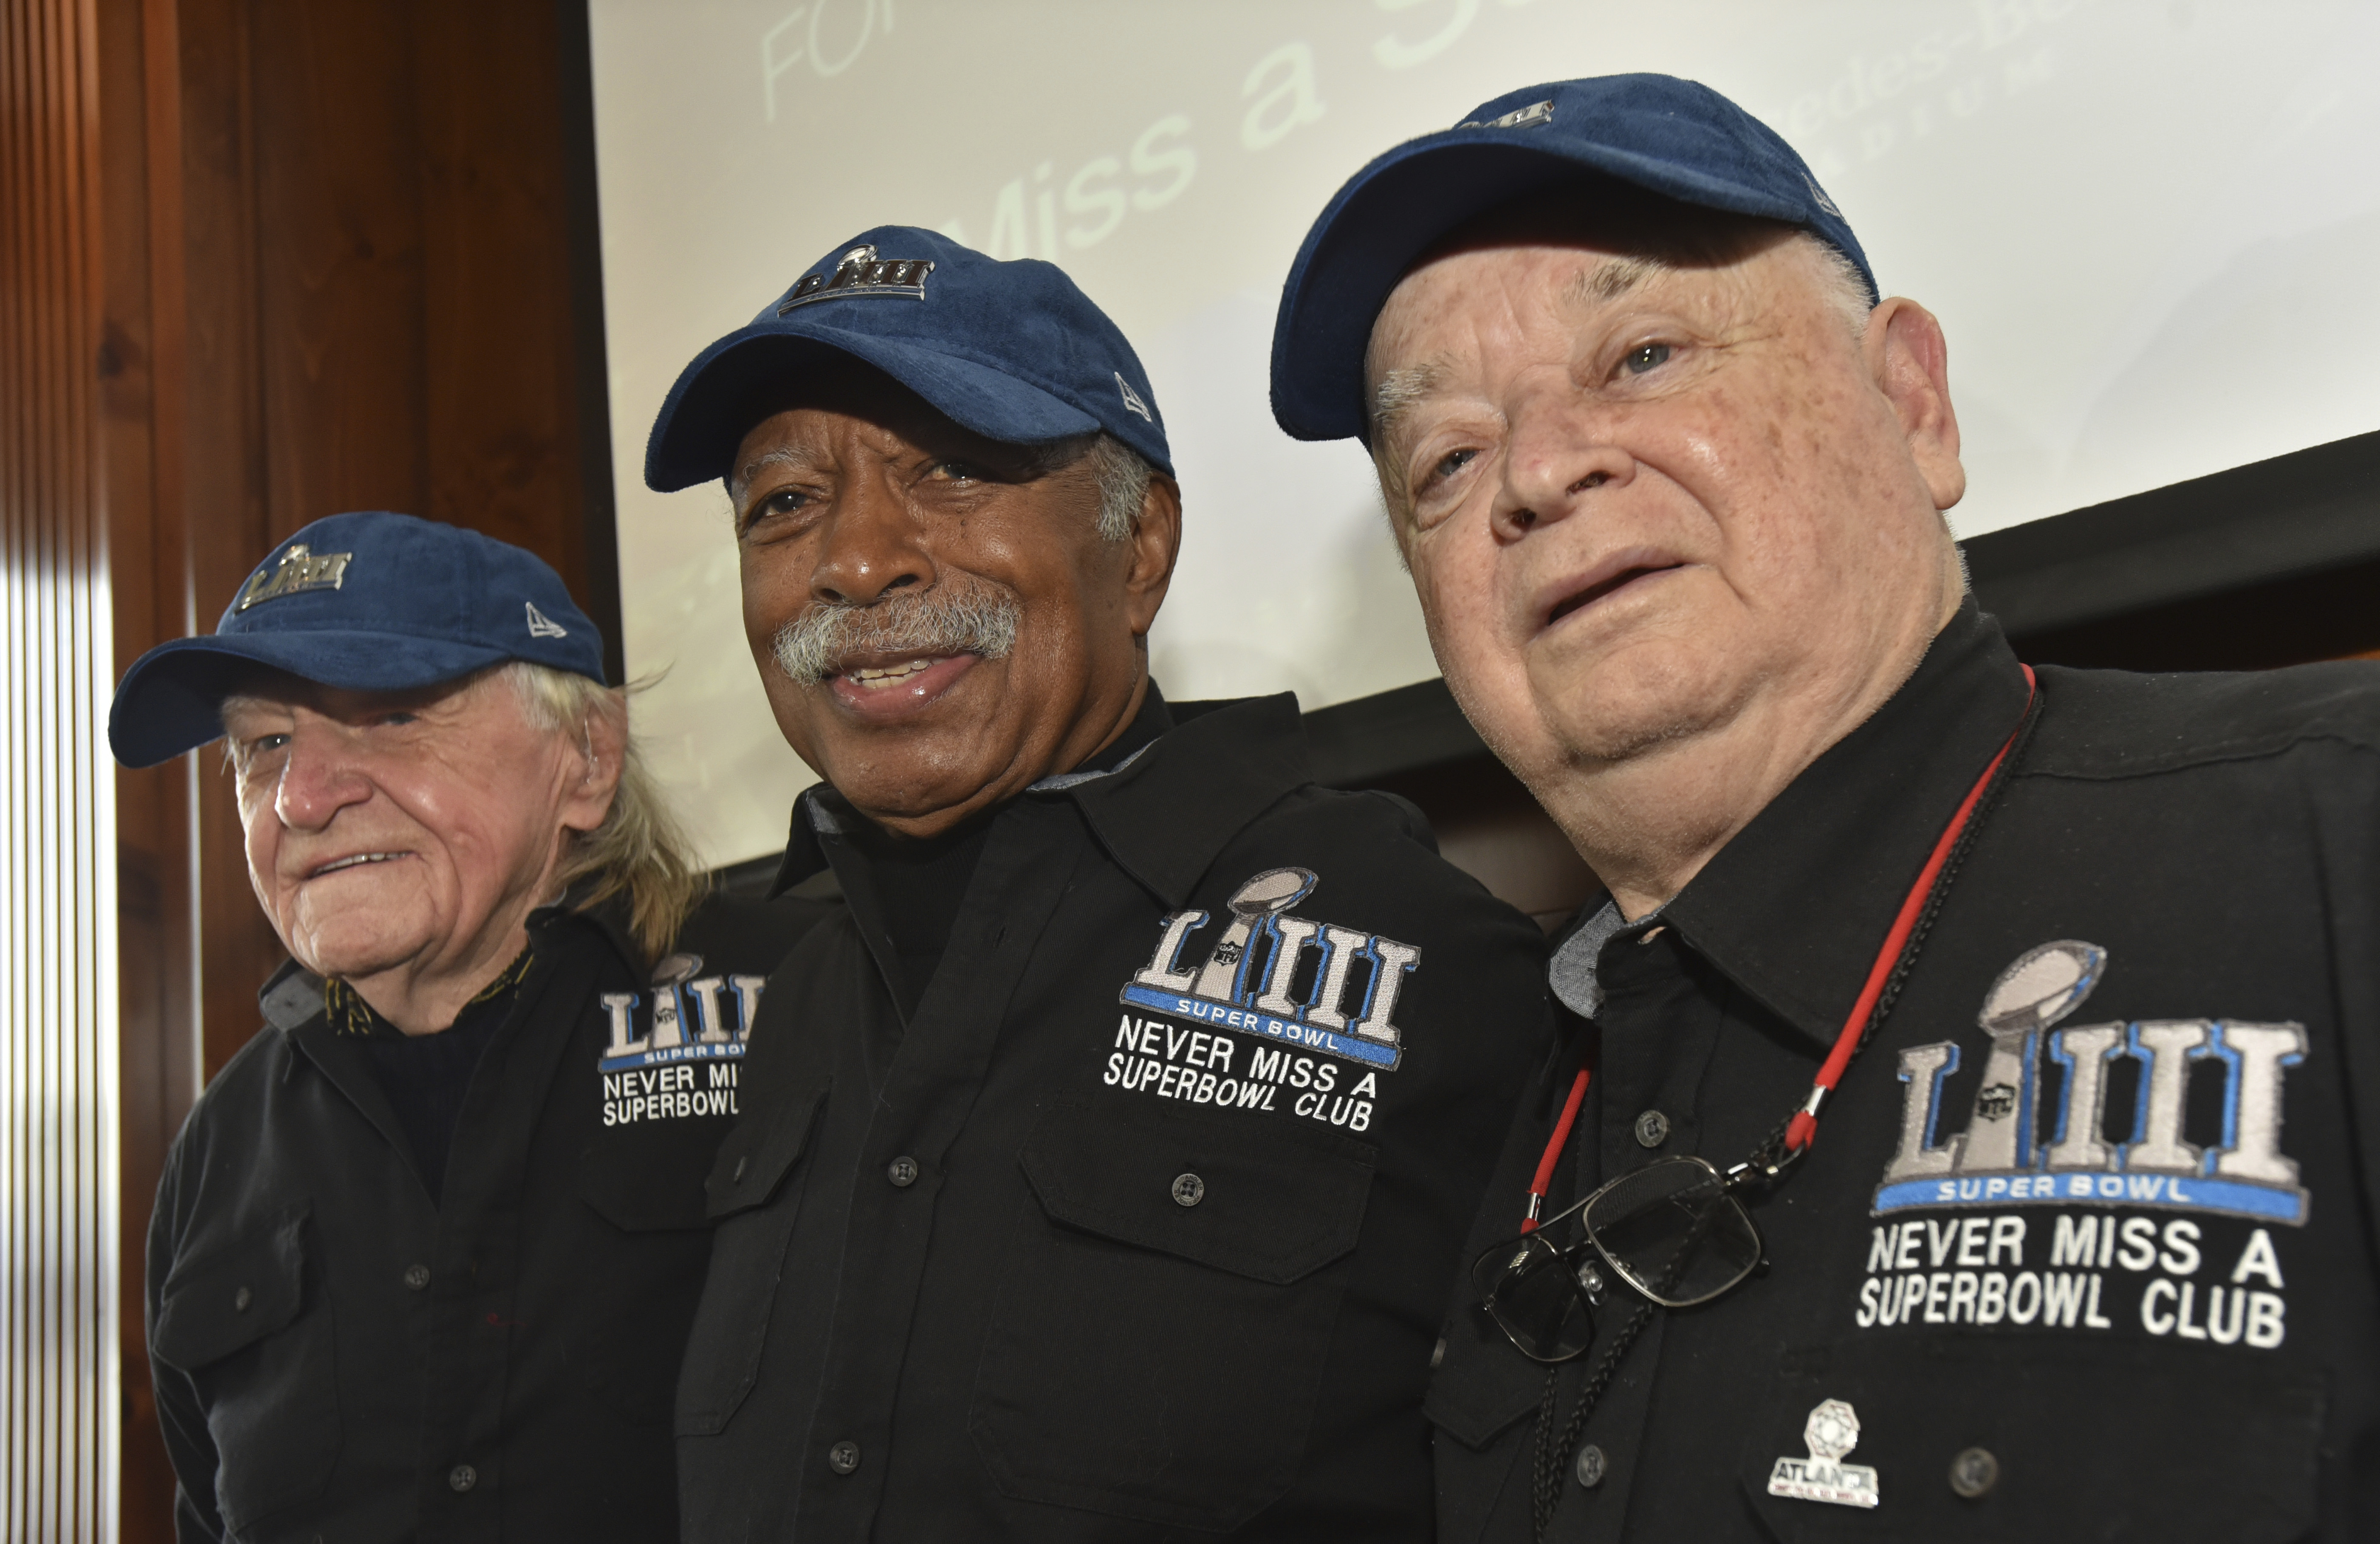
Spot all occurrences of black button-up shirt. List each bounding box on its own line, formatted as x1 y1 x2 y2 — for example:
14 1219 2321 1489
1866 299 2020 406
147 891 829 1542
676 693 1555 1540
1429 601 2380 1541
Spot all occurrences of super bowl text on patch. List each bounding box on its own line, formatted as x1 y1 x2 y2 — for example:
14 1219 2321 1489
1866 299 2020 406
1873 941 2308 1224
1105 1014 1381 1131
1852 1212 2291 1349
598 955 765 1126
1119 867 1419 1071
1852 939 2300 1349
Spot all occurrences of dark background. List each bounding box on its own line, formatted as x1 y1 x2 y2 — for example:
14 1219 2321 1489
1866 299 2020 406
9 0 2373 1534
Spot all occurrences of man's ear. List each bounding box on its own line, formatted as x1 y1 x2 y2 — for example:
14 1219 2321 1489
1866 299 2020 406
1122 474 1183 637
561 693 628 834
1866 296 1965 513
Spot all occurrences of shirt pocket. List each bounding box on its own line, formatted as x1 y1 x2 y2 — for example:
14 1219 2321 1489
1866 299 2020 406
968 1100 1378 1531
1736 1335 2325 1544
674 1080 830 1436
150 1198 341 1534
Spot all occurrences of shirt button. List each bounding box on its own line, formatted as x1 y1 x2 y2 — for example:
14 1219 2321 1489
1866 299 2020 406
1429 1338 1446 1369
232 1286 252 1313
827 1441 861 1475
732 1154 749 1185
448 1463 477 1493
1948 1446 1999 1498
1574 1442 1608 1488
1633 1109 1671 1149
403 1264 431 1291
887 1156 919 1188
1170 1172 1206 1207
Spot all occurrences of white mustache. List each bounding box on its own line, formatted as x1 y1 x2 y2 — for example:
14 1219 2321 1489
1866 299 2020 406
769 578 1022 683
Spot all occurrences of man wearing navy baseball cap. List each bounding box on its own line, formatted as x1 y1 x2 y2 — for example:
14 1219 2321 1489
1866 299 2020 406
652 228 1550 1540
1273 73 2380 1542
120 511 832 1542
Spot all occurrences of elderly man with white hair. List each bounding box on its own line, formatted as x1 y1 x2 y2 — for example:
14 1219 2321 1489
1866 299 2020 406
114 511 829 1542
1272 72 2380 1544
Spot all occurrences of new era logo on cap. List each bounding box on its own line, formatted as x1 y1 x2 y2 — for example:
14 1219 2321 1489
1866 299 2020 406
525 602 570 639
1115 373 1155 423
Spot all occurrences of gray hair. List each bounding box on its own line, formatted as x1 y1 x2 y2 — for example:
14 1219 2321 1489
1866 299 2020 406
501 662 706 959
1083 432 1155 541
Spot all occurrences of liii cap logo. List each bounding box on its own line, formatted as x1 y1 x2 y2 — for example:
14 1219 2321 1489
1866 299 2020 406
235 543 352 612
776 243 935 315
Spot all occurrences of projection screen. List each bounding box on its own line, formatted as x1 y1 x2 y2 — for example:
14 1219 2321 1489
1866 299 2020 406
589 0 2380 869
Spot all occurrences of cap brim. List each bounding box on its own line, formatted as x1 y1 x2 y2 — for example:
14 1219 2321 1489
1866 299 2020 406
109 631 514 768
1271 135 1839 444
644 325 1106 493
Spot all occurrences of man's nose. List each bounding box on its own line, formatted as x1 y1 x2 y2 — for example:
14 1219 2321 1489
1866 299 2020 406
273 731 375 832
809 465 934 606
1491 390 1635 540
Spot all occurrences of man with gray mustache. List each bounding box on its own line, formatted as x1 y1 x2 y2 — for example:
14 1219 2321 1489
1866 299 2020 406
643 227 1553 1539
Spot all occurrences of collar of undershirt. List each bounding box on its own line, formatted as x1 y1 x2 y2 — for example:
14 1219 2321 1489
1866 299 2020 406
1547 597 2034 1048
768 685 1312 910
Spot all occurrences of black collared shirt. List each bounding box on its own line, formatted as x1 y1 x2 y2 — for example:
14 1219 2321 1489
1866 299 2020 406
676 692 1555 1540
146 891 831 1543
1429 601 2380 1542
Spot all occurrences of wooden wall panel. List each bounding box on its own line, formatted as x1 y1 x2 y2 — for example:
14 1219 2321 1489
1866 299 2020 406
92 0 197 1531
77 2 610 1535
417 0 587 577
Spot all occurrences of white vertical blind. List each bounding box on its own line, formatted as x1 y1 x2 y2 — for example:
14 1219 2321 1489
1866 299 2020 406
1 0 121 1536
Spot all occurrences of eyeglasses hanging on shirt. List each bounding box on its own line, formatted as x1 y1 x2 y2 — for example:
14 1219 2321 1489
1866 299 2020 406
1474 667 2039 1366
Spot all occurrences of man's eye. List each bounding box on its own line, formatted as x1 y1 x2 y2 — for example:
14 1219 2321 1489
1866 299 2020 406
374 712 417 728
1428 448 1478 484
1623 343 1673 375
932 460 981 483
243 733 290 760
759 488 809 516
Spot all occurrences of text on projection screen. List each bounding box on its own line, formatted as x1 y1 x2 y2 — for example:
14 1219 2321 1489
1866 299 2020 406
590 0 2380 869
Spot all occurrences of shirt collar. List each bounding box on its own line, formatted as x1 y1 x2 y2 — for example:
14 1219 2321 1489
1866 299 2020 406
768 691 1311 908
1554 598 2032 1046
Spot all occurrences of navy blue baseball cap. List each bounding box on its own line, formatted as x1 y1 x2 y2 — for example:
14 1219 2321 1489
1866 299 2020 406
109 511 606 768
645 224 1172 492
1271 73 1876 444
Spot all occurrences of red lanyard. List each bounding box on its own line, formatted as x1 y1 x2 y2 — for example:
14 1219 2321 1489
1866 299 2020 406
1519 667 2037 1232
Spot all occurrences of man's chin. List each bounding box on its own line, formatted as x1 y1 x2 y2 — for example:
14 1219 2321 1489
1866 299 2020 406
284 908 433 985
1528 659 1738 768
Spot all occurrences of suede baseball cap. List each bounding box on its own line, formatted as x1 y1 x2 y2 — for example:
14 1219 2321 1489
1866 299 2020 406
1270 73 1875 445
644 224 1172 492
108 510 605 768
